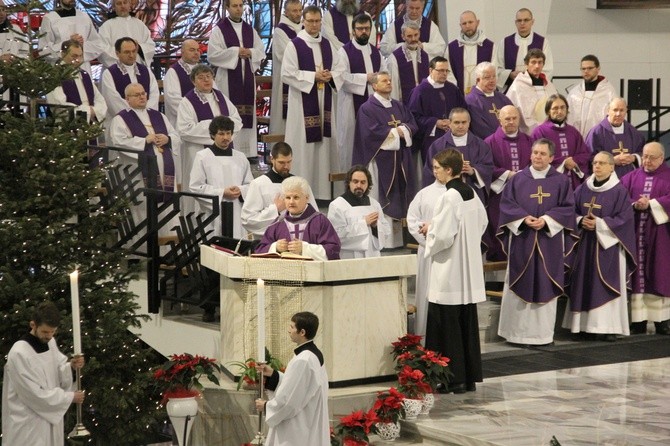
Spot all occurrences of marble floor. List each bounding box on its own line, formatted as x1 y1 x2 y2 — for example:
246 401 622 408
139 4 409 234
388 357 670 446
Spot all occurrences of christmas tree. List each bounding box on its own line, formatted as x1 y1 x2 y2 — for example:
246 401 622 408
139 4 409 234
0 3 166 444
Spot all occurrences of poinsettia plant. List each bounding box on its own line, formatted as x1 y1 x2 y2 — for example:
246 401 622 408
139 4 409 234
228 348 285 390
372 387 406 424
397 365 432 399
396 345 452 392
390 333 423 360
332 409 379 446
152 353 223 402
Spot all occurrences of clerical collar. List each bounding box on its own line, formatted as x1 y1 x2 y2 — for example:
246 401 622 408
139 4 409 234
208 144 232 156
593 175 610 187
373 92 392 107
342 189 371 207
584 76 603 91
57 7 77 18
530 165 551 178
21 333 50 353
452 133 468 146
427 76 444 89
229 17 243 24
504 131 519 139
610 122 625 134
517 31 533 41
265 169 290 183
294 339 324 366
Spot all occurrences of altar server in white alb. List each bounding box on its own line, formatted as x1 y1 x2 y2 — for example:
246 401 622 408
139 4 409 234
255 312 330 446
189 115 252 238
98 0 156 67
424 148 487 393
328 165 391 258
241 142 317 239
2 301 85 446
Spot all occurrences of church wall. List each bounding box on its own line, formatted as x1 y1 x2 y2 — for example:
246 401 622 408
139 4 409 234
439 0 670 132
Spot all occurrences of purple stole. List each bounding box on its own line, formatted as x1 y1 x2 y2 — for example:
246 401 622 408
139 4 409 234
503 33 544 70
636 174 654 293
118 109 175 202
292 36 334 143
447 39 494 91
276 22 298 119
62 70 95 106
342 42 381 114
184 89 230 120
392 46 429 104
329 7 353 45
108 64 151 100
217 18 255 128
169 61 194 96
394 16 430 43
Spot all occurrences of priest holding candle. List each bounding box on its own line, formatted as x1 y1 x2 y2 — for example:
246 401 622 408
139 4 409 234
2 300 85 445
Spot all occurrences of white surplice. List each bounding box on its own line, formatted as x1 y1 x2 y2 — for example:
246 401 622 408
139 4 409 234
98 15 156 67
566 77 618 137
379 18 445 60
495 32 553 91
269 16 302 138
506 71 558 134
327 195 390 258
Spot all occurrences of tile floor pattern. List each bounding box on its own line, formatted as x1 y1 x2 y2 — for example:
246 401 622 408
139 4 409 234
392 357 670 446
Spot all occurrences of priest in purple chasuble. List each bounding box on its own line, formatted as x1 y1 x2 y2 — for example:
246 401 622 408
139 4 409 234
189 116 253 239
270 0 303 140
423 109 493 210
531 94 591 190
256 176 341 261
163 39 201 126
497 138 576 345
408 56 467 163
352 72 418 221
109 83 181 252
379 0 446 60
585 98 645 179
176 64 242 215
563 151 636 338
322 0 376 51
447 11 495 94
281 5 344 201
620 142 670 335
484 105 533 261
386 22 429 105
465 62 514 140
337 13 385 170
208 0 265 158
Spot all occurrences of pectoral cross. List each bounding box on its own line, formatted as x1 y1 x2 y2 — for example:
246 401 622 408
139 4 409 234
387 114 401 128
612 141 629 155
530 185 551 204
583 196 602 217
488 103 500 119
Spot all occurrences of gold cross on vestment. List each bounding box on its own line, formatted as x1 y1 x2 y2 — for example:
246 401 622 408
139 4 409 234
583 196 602 217
387 114 401 128
530 185 551 204
488 103 500 119
612 141 629 155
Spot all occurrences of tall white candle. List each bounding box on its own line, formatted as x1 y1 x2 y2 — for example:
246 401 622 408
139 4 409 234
70 270 82 355
257 278 265 362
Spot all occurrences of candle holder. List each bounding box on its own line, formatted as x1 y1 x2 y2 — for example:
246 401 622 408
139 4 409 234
68 356 90 439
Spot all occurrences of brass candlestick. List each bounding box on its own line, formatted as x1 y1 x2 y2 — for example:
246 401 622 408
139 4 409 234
68 355 90 439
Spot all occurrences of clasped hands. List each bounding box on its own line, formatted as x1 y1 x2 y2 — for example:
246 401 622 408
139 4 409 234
276 238 303 255
524 216 546 230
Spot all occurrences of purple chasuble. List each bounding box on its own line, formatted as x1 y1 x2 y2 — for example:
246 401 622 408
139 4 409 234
407 79 467 162
108 64 151 100
291 36 334 143
393 16 430 43
465 88 513 139
620 164 670 297
498 167 576 303
532 120 592 190
484 128 533 261
118 109 175 202
352 95 418 219
447 39 494 92
62 69 95 106
255 204 341 260
276 22 298 119
423 131 493 204
169 61 195 96
217 18 255 128
391 46 429 105
568 180 636 311
585 118 645 178
342 41 382 114
503 33 544 70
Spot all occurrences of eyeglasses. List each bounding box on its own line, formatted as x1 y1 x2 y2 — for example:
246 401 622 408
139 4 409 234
195 74 213 81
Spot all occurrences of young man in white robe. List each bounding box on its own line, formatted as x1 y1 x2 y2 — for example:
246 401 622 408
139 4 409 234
424 149 488 393
328 165 390 258
241 142 317 239
2 301 85 446
255 312 330 446
98 0 156 67
189 115 252 239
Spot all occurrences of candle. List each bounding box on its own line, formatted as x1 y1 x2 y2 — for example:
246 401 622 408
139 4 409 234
70 270 82 355
257 278 265 362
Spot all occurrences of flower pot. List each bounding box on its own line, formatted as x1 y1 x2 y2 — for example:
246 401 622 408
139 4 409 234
375 421 401 441
166 396 199 446
402 398 423 420
420 393 435 415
